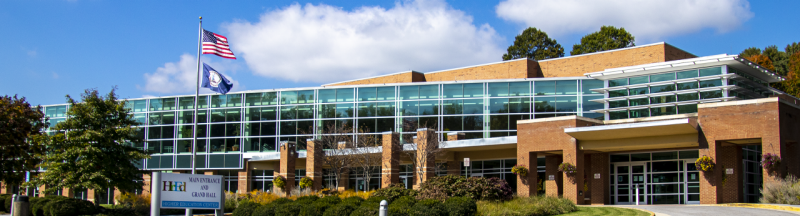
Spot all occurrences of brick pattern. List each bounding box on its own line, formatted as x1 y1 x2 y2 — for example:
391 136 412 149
238 159 251 194
538 44 695 77
414 129 437 189
516 152 538 197
590 153 609 205
545 155 563 197
306 140 323 191
381 133 400 188
324 71 425 86
142 174 151 195
39 185 47 198
424 59 535 82
718 145 743 203
278 142 297 195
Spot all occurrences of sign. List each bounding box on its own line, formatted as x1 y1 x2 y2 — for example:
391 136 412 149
726 168 734 175
464 158 470 167
548 175 555 180
154 172 224 210
594 173 601 179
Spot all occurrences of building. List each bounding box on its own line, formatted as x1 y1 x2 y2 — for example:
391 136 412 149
5 42 799 205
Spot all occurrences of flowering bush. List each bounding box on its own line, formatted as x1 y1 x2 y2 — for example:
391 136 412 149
511 164 529 177
762 153 782 170
695 156 715 172
274 175 286 189
299 176 313 189
558 162 576 174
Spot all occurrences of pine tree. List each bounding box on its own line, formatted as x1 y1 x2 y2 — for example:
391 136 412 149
570 26 635 55
502 27 564 61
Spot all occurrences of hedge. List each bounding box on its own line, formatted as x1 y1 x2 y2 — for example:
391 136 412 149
416 175 513 201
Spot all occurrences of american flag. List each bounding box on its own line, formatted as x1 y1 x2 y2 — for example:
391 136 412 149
202 29 236 59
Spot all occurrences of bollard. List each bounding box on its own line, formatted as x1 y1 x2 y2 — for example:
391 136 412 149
12 195 30 216
379 200 388 216
10 194 15 214
635 183 639 205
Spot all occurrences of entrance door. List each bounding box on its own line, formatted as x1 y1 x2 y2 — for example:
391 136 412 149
615 163 647 204
355 178 366 192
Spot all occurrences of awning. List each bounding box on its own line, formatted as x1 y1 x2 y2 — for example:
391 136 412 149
565 118 698 152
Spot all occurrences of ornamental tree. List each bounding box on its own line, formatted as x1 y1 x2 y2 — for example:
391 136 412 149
25 88 150 200
0 95 48 186
570 26 635 55
502 27 564 61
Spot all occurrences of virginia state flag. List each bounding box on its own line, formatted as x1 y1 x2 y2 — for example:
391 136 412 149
201 63 234 94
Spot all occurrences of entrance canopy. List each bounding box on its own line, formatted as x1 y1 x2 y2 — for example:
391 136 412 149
565 118 698 152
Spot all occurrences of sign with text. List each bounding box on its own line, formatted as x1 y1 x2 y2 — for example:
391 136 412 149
548 175 555 180
159 173 223 209
464 158 470 167
594 173 601 179
726 168 734 175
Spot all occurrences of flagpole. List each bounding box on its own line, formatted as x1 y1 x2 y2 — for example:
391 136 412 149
188 16 202 216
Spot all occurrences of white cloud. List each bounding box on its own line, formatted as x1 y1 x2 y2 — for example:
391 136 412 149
224 0 504 83
141 54 242 94
496 0 754 41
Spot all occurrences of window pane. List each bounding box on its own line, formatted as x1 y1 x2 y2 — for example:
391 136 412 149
336 103 354 118
534 81 556 95
281 106 295 120
629 98 649 106
197 110 207 123
318 89 337 103
401 101 418 116
699 79 722 88
198 96 208 108
178 97 194 109
509 82 530 96
463 99 483 114
463 83 483 97
336 88 354 102
677 104 698 114
490 115 509 130
281 91 297 104
376 102 394 117
583 96 604 111
509 98 531 113
377 87 395 100
376 118 394 132
488 83 509 97
357 88 376 101
629 109 649 118
297 90 314 104
463 115 483 131
357 119 376 133
555 96 577 112
609 100 628 108
650 73 675 83
262 122 277 136
630 87 649 95
534 97 556 112
226 94 242 107
629 76 649 85
358 103 376 117
650 84 676 93
318 104 335 118
582 80 604 94
280 121 296 135
677 82 698 90
676 70 698 79
609 89 628 97
297 105 314 119
443 116 462 131
609 78 628 87
419 85 438 99
443 84 462 98
556 80 577 95
650 106 676 116
700 90 723 99
226 109 241 122
610 110 628 120
419 101 438 115
149 99 163 111
211 95 226 108
399 86 419 100
211 109 225 122
699 67 722 77
677 93 699 101
650 95 676 104
210 124 225 137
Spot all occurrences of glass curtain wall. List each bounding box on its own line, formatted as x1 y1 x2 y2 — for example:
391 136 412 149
609 150 700 205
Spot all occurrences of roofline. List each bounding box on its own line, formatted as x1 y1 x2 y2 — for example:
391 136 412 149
584 54 785 82
537 42 689 63
322 70 423 86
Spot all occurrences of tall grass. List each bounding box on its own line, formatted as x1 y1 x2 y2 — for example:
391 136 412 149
477 195 577 216
761 175 800 204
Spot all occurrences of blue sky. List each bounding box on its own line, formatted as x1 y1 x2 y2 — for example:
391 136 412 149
2 0 798 106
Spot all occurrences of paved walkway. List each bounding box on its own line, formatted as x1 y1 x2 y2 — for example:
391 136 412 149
621 205 800 216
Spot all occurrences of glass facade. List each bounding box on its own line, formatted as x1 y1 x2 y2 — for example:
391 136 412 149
609 150 700 204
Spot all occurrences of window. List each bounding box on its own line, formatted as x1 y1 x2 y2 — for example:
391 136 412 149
609 89 628 97
699 67 722 77
677 82 698 90
149 98 176 111
651 106 676 116
630 87 649 95
583 96 604 111
489 82 530 97
534 81 555 95
678 104 698 114
399 85 438 100
582 80 604 94
629 98 649 106
677 70 698 79
650 95 676 104
319 88 354 103
245 92 278 106
629 76 649 85
650 73 675 83
556 80 578 95
699 79 723 88
609 78 628 87
281 90 314 104
210 109 241 122
489 98 530 113
677 93 698 101
700 90 723 99
211 94 242 108
609 100 628 109
650 84 676 93
358 87 394 101
629 109 649 118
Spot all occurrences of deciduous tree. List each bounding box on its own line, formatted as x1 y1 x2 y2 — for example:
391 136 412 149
25 88 149 201
570 26 635 55
502 27 564 61
745 54 775 71
0 95 47 186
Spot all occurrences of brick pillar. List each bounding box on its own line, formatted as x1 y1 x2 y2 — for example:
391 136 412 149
413 128 437 189
516 152 538 197
382 132 400 188
545 155 563 198
272 162 281 192
563 148 585 204
238 159 251 194
719 145 743 203
63 188 74 198
0 182 6 194
87 189 96 203
700 140 726 204
306 139 323 191
447 132 464 141
278 141 297 195
38 185 47 197
590 153 609 205
204 170 218 175
338 172 349 191
113 188 123 204
142 173 151 196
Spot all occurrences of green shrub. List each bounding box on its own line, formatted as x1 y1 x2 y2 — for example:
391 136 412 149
761 175 800 204
322 203 356 216
232 200 262 216
315 196 341 205
43 199 82 216
253 203 278 216
387 196 416 216
409 199 446 216
0 194 11 212
272 198 294 205
371 183 417 202
3 194 11 213
31 196 69 216
350 205 379 216
295 195 319 205
341 196 364 206
299 202 333 216
476 196 577 216
417 175 513 201
444 197 477 216
275 202 303 216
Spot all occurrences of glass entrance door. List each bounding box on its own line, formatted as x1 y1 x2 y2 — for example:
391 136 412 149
615 163 647 204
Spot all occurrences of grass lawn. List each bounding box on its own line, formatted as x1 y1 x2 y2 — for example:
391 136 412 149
559 206 650 216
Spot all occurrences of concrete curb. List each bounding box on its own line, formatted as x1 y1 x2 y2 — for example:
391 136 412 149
711 203 800 213
580 205 657 216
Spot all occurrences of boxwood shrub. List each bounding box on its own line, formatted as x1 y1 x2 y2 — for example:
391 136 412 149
444 196 477 216
416 175 513 201
232 200 261 216
322 203 356 216
371 183 417 202
274 202 303 215
299 202 333 216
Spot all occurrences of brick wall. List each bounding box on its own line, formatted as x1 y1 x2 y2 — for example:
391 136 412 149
324 71 425 86
538 43 695 78
590 153 609 205
307 139 324 191
381 132 400 188
423 59 536 82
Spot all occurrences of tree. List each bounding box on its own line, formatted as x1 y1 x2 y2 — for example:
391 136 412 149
25 88 149 202
786 42 800 56
739 47 762 58
315 124 355 190
745 54 775 71
502 27 564 61
775 52 800 98
0 95 48 187
396 122 447 188
350 131 384 191
570 26 635 55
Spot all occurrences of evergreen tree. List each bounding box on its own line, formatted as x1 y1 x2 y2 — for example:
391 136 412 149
502 27 564 61
570 26 635 55
26 88 149 200
739 47 762 58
